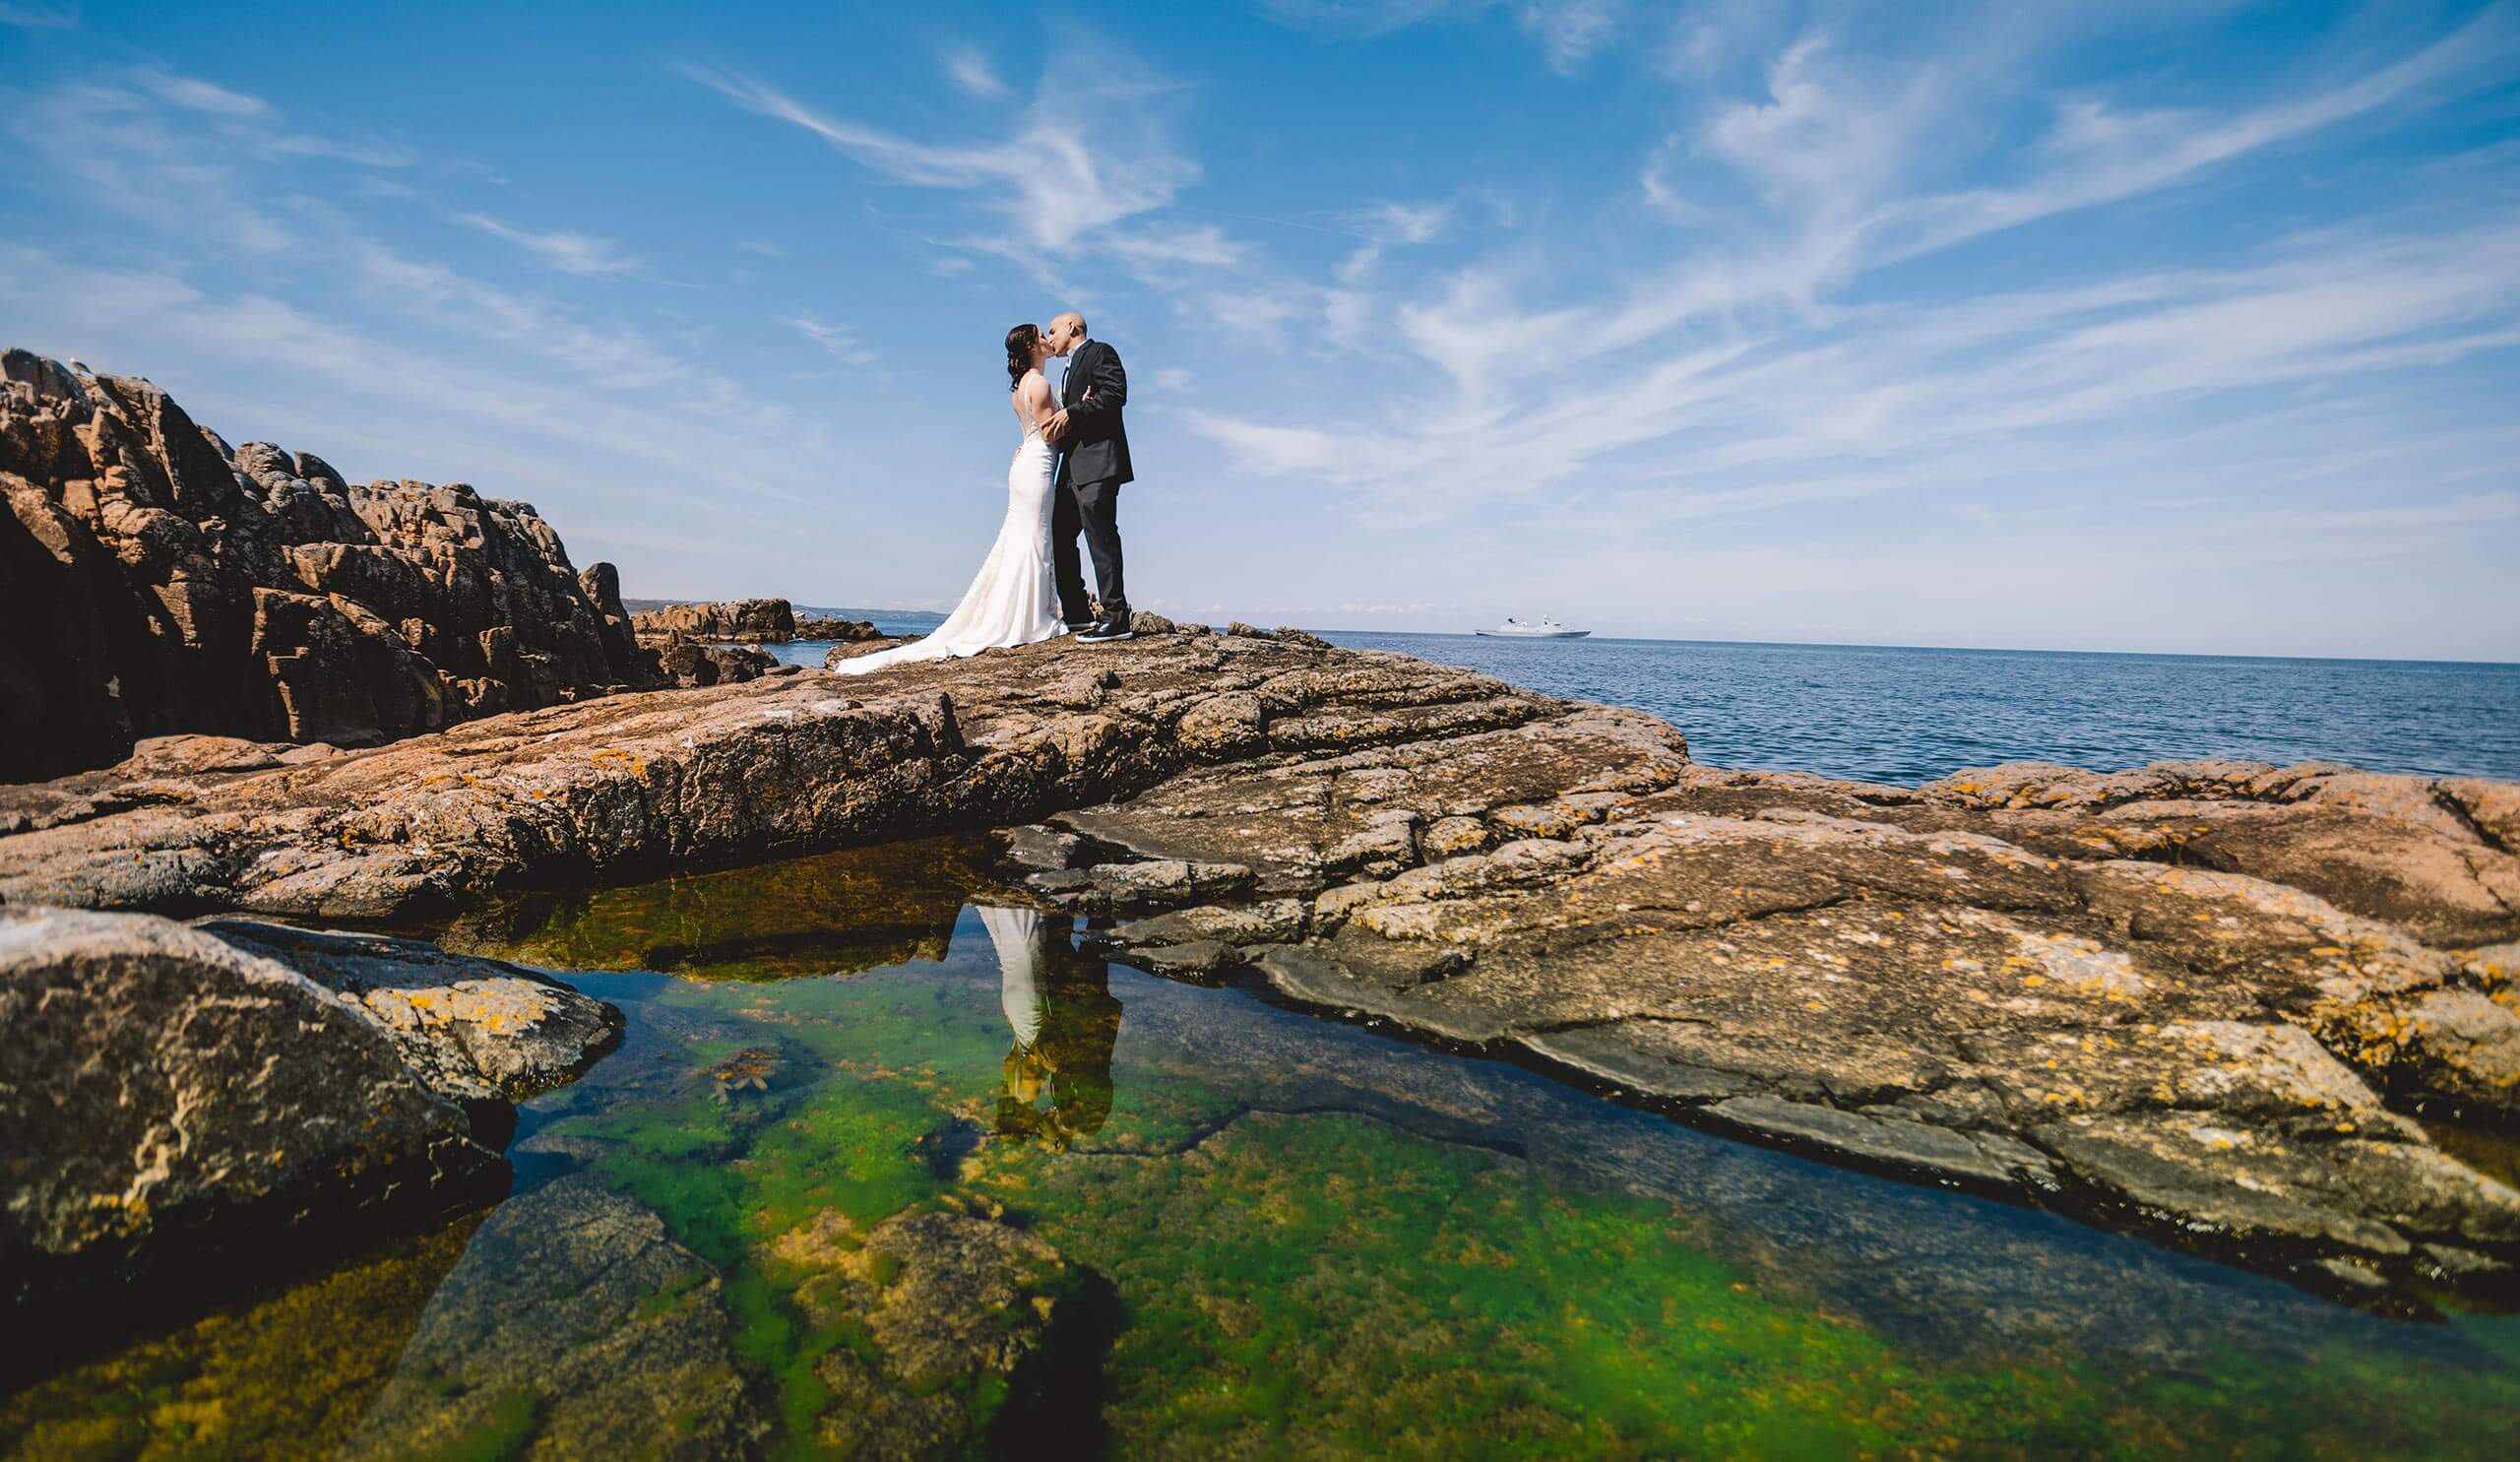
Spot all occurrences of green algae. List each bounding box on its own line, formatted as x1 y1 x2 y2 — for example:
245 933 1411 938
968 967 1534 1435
525 951 2520 1459
20 876 2520 1460
418 1387 538 1462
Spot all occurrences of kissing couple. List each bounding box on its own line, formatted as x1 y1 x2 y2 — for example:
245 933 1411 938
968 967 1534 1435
836 311 1134 676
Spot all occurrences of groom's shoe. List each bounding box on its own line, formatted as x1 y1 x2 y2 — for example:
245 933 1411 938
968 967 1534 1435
1077 613 1134 643
1061 618 1097 636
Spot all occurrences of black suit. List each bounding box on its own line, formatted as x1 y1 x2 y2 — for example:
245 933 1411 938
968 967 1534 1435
1053 339 1130 623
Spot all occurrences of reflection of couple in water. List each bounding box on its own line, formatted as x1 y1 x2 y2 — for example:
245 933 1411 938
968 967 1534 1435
977 906 1120 1149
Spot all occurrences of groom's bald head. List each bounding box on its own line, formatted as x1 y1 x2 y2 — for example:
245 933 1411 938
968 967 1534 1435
1047 312 1088 353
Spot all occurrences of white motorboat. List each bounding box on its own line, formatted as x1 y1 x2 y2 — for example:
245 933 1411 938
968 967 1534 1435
1476 616 1590 639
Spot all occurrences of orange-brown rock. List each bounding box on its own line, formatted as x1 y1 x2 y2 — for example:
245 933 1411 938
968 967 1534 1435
0 349 656 781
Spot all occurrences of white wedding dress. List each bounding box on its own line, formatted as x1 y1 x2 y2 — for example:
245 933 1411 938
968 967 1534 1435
835 373 1064 675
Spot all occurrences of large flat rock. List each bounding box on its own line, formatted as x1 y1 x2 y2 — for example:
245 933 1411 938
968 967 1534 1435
0 627 1607 920
1055 754 2520 1296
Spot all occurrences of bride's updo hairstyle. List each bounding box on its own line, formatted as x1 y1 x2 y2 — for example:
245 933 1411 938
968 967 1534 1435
1005 323 1040 388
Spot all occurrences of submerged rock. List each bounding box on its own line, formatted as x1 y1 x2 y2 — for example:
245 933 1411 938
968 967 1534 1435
773 1207 1082 1459
338 1176 772 1461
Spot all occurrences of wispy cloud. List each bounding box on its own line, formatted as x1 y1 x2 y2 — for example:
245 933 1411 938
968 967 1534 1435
130 68 265 116
1188 3 2520 574
1511 0 1621 73
0 2 78 28
458 213 642 277
788 313 875 364
939 44 1009 99
684 38 1199 255
3 68 414 257
1259 0 1624 72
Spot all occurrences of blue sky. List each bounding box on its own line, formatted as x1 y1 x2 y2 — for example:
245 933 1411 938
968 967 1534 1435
3 1 2515 659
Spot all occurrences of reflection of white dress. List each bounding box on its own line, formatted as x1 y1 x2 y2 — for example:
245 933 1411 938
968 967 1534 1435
835 378 1064 675
980 905 1045 1049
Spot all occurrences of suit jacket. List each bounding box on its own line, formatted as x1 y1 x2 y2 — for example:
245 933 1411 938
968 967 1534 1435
1058 339 1134 487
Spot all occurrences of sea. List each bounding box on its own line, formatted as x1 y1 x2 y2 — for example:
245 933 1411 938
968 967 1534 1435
774 621 2520 786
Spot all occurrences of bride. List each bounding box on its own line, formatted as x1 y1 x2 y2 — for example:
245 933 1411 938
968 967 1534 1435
834 324 1067 675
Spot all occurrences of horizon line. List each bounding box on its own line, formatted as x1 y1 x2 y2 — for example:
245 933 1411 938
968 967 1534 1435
714 597 2520 668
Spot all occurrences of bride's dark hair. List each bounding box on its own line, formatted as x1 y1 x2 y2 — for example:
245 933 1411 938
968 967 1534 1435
1005 323 1040 388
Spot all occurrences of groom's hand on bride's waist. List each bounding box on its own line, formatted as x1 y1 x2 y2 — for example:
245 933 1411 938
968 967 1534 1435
1043 409 1071 440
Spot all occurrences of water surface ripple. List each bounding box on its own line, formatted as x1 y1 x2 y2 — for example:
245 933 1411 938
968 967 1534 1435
1313 633 2520 784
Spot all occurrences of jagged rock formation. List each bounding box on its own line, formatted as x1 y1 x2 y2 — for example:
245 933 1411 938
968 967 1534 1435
630 597 795 643
652 634 783 687
0 627 2514 1296
0 908 616 1338
0 350 654 781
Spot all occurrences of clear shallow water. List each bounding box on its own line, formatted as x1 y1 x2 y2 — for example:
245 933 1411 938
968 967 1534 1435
1315 633 2520 785
12 842 2518 1459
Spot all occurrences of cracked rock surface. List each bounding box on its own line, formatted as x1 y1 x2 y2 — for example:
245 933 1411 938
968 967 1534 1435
1050 747 2520 1294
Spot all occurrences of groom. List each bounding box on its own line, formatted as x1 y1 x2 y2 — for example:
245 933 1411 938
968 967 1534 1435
1041 311 1133 643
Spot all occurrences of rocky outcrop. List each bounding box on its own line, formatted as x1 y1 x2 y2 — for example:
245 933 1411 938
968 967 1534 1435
0 908 616 1335
794 614 885 642
629 598 794 643
1 627 2514 1294
0 350 656 781
825 637 914 667
652 633 782 687
339 1176 772 1461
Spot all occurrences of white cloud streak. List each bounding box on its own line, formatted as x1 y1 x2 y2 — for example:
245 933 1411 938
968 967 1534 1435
457 213 642 277
939 44 1009 99
684 43 1199 255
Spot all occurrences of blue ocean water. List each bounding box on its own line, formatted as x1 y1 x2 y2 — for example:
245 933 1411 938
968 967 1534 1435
1318 633 2520 786
769 623 2516 785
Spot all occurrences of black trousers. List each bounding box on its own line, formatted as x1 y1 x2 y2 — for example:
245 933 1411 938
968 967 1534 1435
1051 469 1126 624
